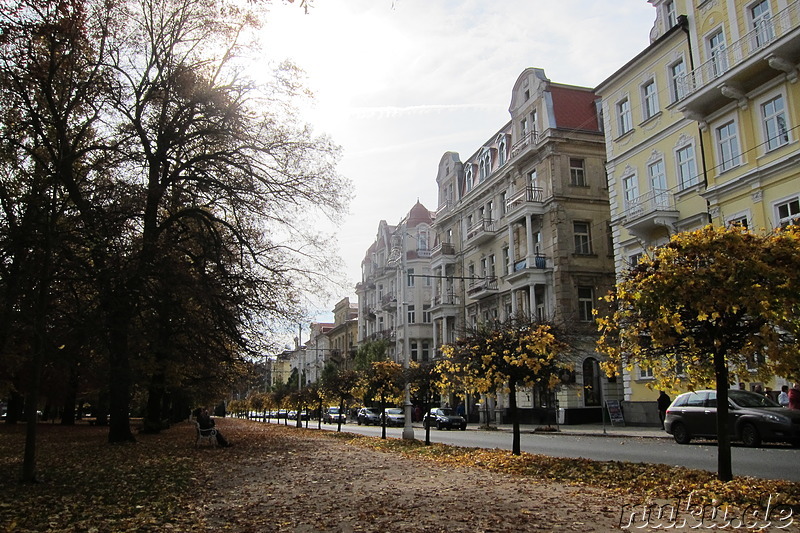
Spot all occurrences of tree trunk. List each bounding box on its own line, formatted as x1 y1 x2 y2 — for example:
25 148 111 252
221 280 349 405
142 377 165 434
714 348 733 482
106 297 135 443
509 380 521 456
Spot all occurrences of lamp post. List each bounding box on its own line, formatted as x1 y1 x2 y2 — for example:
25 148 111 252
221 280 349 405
395 230 415 441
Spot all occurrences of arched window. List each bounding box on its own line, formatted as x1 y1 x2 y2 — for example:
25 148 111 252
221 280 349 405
465 165 473 191
498 135 508 166
480 150 491 181
583 357 602 406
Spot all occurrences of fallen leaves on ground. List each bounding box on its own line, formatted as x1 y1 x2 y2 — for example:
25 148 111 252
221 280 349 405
0 418 797 532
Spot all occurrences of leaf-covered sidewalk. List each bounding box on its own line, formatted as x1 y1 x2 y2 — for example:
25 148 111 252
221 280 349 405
1 418 798 532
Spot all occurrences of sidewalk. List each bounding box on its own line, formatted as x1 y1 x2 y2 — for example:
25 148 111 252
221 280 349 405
466 422 671 439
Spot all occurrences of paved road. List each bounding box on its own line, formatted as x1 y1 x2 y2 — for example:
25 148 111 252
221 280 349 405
263 418 800 482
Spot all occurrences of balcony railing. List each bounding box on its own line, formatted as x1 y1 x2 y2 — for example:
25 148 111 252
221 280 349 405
432 292 460 306
466 218 496 241
510 131 539 158
506 186 544 212
431 242 456 257
679 2 800 98
623 189 675 219
467 277 498 296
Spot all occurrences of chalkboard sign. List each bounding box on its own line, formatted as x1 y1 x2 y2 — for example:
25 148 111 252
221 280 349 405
605 400 625 426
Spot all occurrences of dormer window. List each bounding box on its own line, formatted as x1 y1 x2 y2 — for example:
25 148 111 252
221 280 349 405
464 165 473 192
479 150 491 181
497 135 508 166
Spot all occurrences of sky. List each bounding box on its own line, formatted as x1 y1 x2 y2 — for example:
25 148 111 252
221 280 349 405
254 0 657 321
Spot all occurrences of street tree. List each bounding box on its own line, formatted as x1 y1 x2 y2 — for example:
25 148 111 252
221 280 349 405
437 318 571 455
362 360 403 439
596 224 800 481
320 364 359 432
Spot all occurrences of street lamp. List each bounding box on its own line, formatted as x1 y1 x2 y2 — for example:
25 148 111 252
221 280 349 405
392 231 415 441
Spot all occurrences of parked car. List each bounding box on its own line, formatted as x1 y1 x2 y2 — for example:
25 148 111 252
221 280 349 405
423 407 467 430
323 407 346 424
287 410 310 421
357 407 381 425
381 407 405 427
665 389 800 447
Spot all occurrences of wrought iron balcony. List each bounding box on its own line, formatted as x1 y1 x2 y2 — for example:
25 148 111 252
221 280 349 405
678 1 800 116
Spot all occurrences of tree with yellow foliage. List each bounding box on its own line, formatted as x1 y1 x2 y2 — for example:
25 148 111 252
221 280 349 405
437 318 571 455
597 224 800 481
362 360 404 439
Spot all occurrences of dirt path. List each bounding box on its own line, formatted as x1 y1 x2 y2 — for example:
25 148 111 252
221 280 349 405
197 419 622 532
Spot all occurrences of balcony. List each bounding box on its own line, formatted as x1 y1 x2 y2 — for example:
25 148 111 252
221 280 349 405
509 131 539 159
431 242 456 267
622 190 679 239
504 255 550 286
678 1 800 117
505 186 545 223
466 277 499 300
430 292 461 317
466 218 497 245
380 292 397 310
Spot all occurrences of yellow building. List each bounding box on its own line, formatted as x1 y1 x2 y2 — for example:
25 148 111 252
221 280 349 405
596 0 800 422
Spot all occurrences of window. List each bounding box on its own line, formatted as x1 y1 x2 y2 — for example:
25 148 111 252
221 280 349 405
407 305 416 324
578 286 594 322
622 173 639 212
499 191 507 216
498 136 508 166
751 0 774 48
488 254 496 277
570 158 586 186
708 29 728 78
664 0 677 28
407 268 415 287
617 98 632 135
716 120 741 171
727 215 749 229
642 80 658 120
422 305 431 323
776 197 800 227
410 341 418 362
670 59 686 102
573 222 592 255
647 159 669 208
639 365 654 379
480 151 491 181
628 253 642 268
417 228 429 253
762 95 789 151
421 342 430 362
676 144 697 189
520 118 528 138
465 165 473 192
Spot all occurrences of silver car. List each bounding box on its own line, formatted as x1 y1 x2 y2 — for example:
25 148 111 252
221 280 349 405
665 389 800 447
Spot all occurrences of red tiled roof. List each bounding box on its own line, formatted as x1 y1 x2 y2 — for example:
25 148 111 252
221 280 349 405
550 86 599 131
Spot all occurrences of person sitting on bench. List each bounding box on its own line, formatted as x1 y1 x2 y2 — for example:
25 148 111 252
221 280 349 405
193 407 232 447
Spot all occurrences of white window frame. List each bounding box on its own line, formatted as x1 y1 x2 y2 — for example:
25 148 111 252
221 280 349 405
617 97 633 135
716 119 742 172
664 0 677 28
750 0 774 49
464 164 473 192
775 196 800 227
497 135 508 166
479 150 491 182
641 79 659 121
669 58 687 102
707 28 728 78
647 159 669 208
676 142 698 189
761 93 789 151
622 172 640 214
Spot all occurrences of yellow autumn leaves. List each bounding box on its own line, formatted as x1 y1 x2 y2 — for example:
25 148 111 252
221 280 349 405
436 322 571 395
597 224 800 391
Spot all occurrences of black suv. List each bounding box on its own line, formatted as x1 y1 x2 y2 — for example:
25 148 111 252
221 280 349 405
423 408 467 430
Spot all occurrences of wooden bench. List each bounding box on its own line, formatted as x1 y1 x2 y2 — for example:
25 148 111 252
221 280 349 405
195 422 218 448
